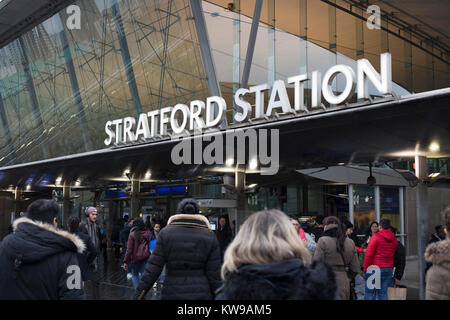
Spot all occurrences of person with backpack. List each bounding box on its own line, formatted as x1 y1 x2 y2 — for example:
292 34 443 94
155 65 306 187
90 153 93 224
124 218 151 289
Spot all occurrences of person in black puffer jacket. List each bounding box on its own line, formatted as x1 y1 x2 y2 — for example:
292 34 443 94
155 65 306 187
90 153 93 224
216 209 338 300
134 198 221 300
67 216 97 282
0 199 85 300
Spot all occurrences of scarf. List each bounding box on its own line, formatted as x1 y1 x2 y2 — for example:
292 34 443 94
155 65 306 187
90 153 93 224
87 220 99 249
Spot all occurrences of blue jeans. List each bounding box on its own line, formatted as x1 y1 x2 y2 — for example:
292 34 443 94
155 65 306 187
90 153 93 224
131 260 147 289
364 267 393 300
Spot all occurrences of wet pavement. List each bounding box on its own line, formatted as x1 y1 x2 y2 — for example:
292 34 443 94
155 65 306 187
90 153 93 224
84 250 162 300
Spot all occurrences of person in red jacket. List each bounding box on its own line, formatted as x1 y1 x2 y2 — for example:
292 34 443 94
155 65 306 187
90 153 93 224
363 219 398 300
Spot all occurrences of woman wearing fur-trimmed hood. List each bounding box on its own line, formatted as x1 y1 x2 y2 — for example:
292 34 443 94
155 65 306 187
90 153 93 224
425 206 450 300
134 198 221 300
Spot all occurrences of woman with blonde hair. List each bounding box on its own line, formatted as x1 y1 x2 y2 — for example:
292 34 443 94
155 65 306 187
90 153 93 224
216 209 337 300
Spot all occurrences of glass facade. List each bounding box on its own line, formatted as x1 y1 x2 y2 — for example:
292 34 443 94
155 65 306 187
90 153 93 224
0 0 448 169
0 0 209 166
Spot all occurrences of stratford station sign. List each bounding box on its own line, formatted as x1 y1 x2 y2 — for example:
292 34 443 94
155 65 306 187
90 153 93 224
104 53 392 146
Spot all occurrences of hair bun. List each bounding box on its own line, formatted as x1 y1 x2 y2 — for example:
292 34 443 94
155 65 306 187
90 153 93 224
177 198 200 215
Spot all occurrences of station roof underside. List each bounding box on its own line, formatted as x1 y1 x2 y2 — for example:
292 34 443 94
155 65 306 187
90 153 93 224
0 88 448 189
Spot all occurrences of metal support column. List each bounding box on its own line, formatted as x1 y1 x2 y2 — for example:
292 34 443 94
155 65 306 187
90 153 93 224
190 0 221 98
299 0 308 74
131 179 140 218
403 30 413 92
375 185 381 222
111 0 142 117
235 166 247 232
241 0 263 89
232 0 241 120
14 187 22 218
58 13 90 152
415 155 428 300
0 92 16 163
18 37 47 158
328 0 337 101
62 183 71 227
399 186 405 245
190 0 225 127
349 184 354 224
267 0 275 87
354 6 364 59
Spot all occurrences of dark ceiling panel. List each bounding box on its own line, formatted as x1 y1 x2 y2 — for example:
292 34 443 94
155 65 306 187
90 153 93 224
0 0 76 48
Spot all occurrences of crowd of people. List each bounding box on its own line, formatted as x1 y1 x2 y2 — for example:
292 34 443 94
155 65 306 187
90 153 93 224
0 197 448 301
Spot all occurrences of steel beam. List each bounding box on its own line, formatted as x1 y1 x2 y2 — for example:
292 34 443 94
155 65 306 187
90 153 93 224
0 92 16 163
111 0 143 117
58 13 90 152
18 37 48 159
241 0 263 89
189 0 221 98
415 155 429 300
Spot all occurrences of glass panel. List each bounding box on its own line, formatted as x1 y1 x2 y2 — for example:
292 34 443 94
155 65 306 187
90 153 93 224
380 187 400 233
325 185 349 220
353 185 376 236
0 0 209 167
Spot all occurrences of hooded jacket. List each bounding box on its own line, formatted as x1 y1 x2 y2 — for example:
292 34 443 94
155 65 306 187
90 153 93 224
215 259 337 300
363 228 398 271
134 214 221 300
425 239 450 300
0 217 85 300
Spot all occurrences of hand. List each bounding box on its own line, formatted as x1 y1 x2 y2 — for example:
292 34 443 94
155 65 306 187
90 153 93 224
302 238 308 247
123 264 127 271
394 278 401 286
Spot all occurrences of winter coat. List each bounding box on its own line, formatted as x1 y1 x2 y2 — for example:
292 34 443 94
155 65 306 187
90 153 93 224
311 226 324 242
79 220 100 250
425 239 450 300
134 214 221 300
75 231 97 281
313 229 360 300
124 229 151 265
216 226 233 259
393 240 406 281
215 258 337 300
120 225 132 245
363 229 398 271
0 217 85 300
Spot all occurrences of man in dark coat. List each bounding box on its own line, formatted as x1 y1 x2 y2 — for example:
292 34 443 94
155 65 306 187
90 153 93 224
311 215 324 242
134 198 221 300
67 216 97 282
0 199 85 299
216 215 233 262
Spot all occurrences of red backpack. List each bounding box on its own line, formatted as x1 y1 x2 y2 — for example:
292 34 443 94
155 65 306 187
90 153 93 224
134 232 150 262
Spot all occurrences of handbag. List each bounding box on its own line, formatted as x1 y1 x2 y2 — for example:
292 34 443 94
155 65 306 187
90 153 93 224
388 285 407 300
338 248 357 300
